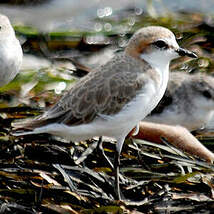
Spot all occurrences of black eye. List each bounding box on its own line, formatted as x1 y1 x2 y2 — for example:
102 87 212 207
153 40 168 49
202 90 212 99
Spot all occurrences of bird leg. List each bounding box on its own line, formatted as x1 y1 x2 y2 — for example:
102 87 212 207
97 136 114 169
114 150 121 200
98 136 121 199
127 123 140 138
98 136 129 199
113 136 126 200
132 123 140 136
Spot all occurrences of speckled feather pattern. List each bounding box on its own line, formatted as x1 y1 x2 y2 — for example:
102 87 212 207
21 52 156 128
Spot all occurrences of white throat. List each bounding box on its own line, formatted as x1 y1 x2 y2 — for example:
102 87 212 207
140 52 170 73
140 51 170 105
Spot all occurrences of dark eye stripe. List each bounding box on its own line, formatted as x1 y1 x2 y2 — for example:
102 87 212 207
153 40 168 49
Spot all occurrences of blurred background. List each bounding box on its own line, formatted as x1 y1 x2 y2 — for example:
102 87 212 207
1 0 214 32
0 0 213 108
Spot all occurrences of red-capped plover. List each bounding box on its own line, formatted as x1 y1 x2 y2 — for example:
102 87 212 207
0 14 22 87
13 26 197 199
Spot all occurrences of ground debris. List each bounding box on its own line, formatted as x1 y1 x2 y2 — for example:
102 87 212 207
0 104 214 213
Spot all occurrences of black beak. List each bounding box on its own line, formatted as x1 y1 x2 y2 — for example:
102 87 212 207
176 48 197 58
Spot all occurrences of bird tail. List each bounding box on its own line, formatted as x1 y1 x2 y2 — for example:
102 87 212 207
12 129 41 136
11 115 50 136
12 115 45 129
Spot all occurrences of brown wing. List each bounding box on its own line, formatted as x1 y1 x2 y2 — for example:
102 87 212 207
14 53 152 129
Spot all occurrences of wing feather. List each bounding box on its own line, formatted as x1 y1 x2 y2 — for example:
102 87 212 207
13 53 152 129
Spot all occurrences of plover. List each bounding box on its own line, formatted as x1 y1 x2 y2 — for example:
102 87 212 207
13 26 197 199
146 72 214 131
0 14 23 87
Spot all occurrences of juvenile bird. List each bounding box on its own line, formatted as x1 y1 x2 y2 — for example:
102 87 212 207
146 72 214 131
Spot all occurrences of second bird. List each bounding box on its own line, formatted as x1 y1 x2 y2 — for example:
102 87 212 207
0 14 22 87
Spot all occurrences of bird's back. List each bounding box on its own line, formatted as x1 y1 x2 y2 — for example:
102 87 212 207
13 52 154 130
